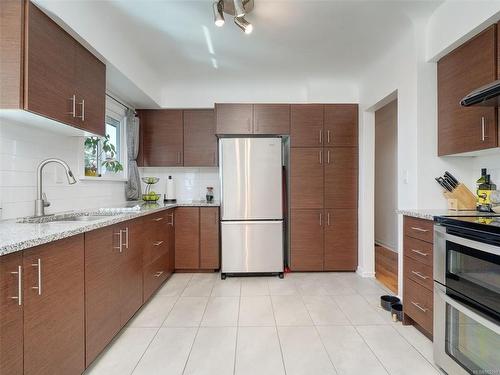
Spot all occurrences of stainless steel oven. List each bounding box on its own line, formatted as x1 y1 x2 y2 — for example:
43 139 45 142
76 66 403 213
434 223 500 375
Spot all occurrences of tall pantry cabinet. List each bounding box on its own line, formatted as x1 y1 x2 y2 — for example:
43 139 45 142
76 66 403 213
290 104 358 271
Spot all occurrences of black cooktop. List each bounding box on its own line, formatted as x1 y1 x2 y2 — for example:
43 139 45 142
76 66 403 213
435 215 500 237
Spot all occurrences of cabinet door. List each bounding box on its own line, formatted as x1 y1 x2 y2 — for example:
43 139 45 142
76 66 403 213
119 219 144 326
324 209 357 271
142 110 184 166
324 104 358 147
324 147 358 209
175 207 200 269
290 209 324 271
290 148 324 209
184 109 217 166
200 207 220 269
75 45 105 136
25 2 77 127
23 235 85 375
290 104 324 147
84 226 121 366
253 104 290 134
215 103 253 134
0 252 23 375
438 25 497 156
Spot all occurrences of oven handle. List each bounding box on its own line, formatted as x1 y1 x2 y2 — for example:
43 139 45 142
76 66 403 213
434 225 500 257
435 283 500 335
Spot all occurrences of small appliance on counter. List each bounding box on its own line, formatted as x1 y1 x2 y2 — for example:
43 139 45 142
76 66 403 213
476 168 497 212
164 175 176 203
434 171 476 211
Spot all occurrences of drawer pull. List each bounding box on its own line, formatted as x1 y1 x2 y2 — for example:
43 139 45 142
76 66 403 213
411 301 428 313
153 217 164 222
10 265 22 306
410 227 429 233
411 270 429 280
153 241 164 246
31 258 42 295
154 271 164 278
411 249 428 257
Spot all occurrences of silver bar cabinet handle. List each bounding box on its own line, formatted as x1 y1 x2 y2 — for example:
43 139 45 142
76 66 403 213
31 258 42 295
153 241 164 246
319 129 323 144
327 130 331 144
411 270 429 280
177 151 181 164
10 265 22 305
327 212 330 226
411 249 428 257
319 213 322 226
154 217 164 222
77 99 85 121
124 227 129 249
411 301 428 313
481 116 486 141
154 271 164 278
410 227 428 233
114 231 123 253
68 94 76 117
168 213 174 226
319 150 323 165
327 150 330 164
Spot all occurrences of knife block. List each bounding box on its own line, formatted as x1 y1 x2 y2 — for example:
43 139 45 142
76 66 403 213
443 183 476 211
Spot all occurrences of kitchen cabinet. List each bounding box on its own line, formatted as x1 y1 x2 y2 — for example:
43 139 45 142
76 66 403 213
184 109 217 166
143 210 175 301
84 225 122 366
200 207 220 269
403 216 434 339
253 104 290 134
175 207 220 271
290 104 324 147
23 235 85 375
324 209 357 271
140 109 184 166
437 25 497 156
290 148 324 209
215 103 253 134
324 104 358 147
0 252 23 375
175 207 201 269
324 147 358 209
290 209 324 271
0 1 105 136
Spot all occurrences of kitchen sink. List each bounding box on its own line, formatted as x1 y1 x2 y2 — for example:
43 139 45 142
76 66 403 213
51 215 109 222
18 213 117 223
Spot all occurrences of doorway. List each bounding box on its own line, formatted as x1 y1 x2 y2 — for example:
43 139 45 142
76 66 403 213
374 99 398 293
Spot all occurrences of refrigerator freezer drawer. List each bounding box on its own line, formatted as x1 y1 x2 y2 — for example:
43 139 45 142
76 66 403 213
220 138 283 220
221 221 284 273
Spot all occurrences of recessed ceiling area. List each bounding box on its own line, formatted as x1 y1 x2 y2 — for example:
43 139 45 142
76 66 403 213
36 0 443 107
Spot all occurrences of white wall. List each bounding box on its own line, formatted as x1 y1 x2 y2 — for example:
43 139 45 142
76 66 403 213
375 100 398 252
139 167 220 202
0 120 128 220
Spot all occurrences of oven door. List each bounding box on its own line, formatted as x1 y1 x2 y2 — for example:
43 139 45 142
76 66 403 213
434 283 500 375
434 225 500 317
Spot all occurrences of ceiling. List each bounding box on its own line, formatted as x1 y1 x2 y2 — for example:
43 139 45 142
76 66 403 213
36 0 443 106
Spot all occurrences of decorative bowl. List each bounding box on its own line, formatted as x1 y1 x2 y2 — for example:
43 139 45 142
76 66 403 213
142 177 160 185
142 193 161 202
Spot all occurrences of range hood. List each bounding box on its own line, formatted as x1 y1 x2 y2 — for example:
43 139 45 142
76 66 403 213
460 80 500 107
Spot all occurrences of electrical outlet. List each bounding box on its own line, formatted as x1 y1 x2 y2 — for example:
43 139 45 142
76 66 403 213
403 170 409 184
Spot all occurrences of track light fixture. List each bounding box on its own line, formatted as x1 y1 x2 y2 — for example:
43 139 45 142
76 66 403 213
212 0 254 34
213 1 225 27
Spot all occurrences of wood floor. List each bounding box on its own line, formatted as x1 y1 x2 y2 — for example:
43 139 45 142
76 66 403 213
375 244 398 294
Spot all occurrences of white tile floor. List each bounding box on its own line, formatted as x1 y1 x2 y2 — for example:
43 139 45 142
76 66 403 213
84 272 441 375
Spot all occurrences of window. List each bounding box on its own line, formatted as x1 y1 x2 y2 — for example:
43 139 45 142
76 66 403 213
82 96 128 179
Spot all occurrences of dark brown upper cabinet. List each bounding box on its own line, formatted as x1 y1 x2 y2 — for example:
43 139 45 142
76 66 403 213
0 1 105 136
438 25 498 156
140 109 184 167
215 103 253 134
184 109 217 167
290 104 324 147
324 104 358 147
253 104 290 134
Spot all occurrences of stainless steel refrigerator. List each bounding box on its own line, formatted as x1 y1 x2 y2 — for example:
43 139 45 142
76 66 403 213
219 137 284 278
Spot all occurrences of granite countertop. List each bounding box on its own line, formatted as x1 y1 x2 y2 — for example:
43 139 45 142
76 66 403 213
0 200 220 256
397 209 498 221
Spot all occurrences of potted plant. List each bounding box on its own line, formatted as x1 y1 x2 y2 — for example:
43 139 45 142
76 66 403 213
84 135 123 177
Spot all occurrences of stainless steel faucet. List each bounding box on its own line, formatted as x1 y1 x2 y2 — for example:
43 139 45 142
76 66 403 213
35 158 77 217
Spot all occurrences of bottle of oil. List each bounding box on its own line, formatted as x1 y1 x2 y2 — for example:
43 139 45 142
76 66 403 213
477 168 497 212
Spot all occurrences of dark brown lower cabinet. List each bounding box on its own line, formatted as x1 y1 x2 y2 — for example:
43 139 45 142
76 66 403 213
200 207 220 269
0 252 24 375
324 209 357 271
290 209 324 271
23 235 85 375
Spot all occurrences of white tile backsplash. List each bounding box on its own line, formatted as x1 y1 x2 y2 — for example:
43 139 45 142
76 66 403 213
139 167 220 202
472 153 500 187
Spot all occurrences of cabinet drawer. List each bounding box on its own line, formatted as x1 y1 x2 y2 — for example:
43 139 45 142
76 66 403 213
143 238 169 267
404 236 433 266
404 216 433 243
404 256 433 290
404 278 433 335
143 253 169 301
